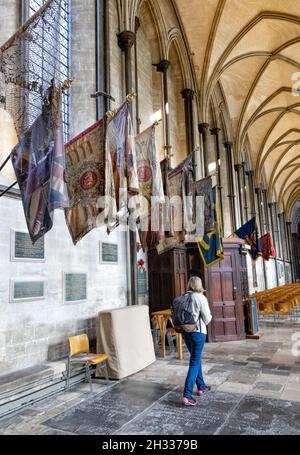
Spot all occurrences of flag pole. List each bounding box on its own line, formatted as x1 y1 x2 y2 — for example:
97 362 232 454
0 181 18 198
0 154 11 173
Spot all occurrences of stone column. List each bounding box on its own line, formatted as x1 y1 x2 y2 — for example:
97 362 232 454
198 123 210 177
211 127 224 232
255 187 267 288
181 88 195 158
118 30 137 305
292 233 300 279
118 31 135 97
155 60 172 169
241 162 249 222
279 212 288 281
268 202 279 286
224 141 236 231
276 209 283 259
134 16 141 133
246 170 256 219
262 189 270 233
96 0 109 118
235 164 244 226
255 188 263 235
286 221 294 282
283 214 289 262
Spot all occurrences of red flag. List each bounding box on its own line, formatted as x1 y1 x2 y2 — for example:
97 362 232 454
260 233 276 261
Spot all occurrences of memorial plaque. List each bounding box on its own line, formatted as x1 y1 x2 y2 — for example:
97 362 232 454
64 273 87 303
11 230 45 262
137 268 147 295
285 263 292 283
279 262 284 278
100 242 118 264
10 279 45 302
251 298 259 334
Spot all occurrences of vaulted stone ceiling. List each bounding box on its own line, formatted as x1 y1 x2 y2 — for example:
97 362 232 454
175 0 300 219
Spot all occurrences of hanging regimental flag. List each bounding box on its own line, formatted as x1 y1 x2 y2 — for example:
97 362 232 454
155 155 193 254
194 176 213 238
260 232 276 261
11 84 68 244
0 0 65 139
197 186 224 267
182 155 195 237
235 217 262 260
106 101 139 231
64 117 108 245
135 125 165 251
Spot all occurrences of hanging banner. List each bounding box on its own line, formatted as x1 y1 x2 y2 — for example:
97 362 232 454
64 118 108 245
11 86 68 244
135 125 165 251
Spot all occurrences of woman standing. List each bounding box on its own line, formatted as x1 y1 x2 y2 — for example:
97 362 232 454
181 276 212 406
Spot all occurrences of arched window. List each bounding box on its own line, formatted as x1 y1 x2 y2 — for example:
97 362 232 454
25 0 71 142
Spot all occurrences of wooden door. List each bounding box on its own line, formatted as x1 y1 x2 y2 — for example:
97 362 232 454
207 246 245 341
148 246 187 313
173 248 187 299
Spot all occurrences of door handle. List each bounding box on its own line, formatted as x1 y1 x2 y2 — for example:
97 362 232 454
233 287 237 300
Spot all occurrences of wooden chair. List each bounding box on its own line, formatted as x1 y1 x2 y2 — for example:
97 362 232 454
67 334 109 392
151 310 183 360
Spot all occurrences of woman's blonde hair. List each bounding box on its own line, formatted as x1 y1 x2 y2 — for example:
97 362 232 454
187 276 205 293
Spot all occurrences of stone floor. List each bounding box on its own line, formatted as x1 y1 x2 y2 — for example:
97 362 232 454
0 322 300 435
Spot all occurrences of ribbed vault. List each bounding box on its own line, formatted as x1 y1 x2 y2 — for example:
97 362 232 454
175 0 300 218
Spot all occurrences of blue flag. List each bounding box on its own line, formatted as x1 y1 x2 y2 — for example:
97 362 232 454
197 187 224 267
235 217 261 260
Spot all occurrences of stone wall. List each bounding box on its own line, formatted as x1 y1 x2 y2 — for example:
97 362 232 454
0 0 129 375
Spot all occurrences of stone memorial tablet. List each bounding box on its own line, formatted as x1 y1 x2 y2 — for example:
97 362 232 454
11 230 45 262
64 273 87 303
100 242 118 264
137 268 147 295
10 279 45 302
251 298 259 335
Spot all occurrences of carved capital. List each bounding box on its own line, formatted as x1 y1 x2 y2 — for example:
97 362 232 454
198 123 210 134
210 127 221 136
181 88 194 100
223 141 232 150
234 163 243 172
154 60 170 73
118 30 136 52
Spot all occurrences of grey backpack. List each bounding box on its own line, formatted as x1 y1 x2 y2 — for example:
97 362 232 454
171 291 198 333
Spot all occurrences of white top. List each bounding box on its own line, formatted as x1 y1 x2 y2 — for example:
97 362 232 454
190 292 212 334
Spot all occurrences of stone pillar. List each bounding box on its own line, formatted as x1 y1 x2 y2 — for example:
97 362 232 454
224 141 236 231
134 16 141 133
255 187 267 289
118 30 135 97
292 233 300 279
181 88 195 157
198 123 210 177
268 202 279 286
286 221 294 282
283 214 289 262
155 60 172 169
246 170 256 219
211 127 224 232
96 0 109 118
118 30 137 305
241 162 249 222
235 164 244 226
262 189 270 233
255 188 263 234
278 213 286 261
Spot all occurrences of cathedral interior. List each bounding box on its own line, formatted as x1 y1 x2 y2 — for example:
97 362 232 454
0 0 300 437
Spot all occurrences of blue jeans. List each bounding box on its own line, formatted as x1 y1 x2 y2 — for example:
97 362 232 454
182 332 207 398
